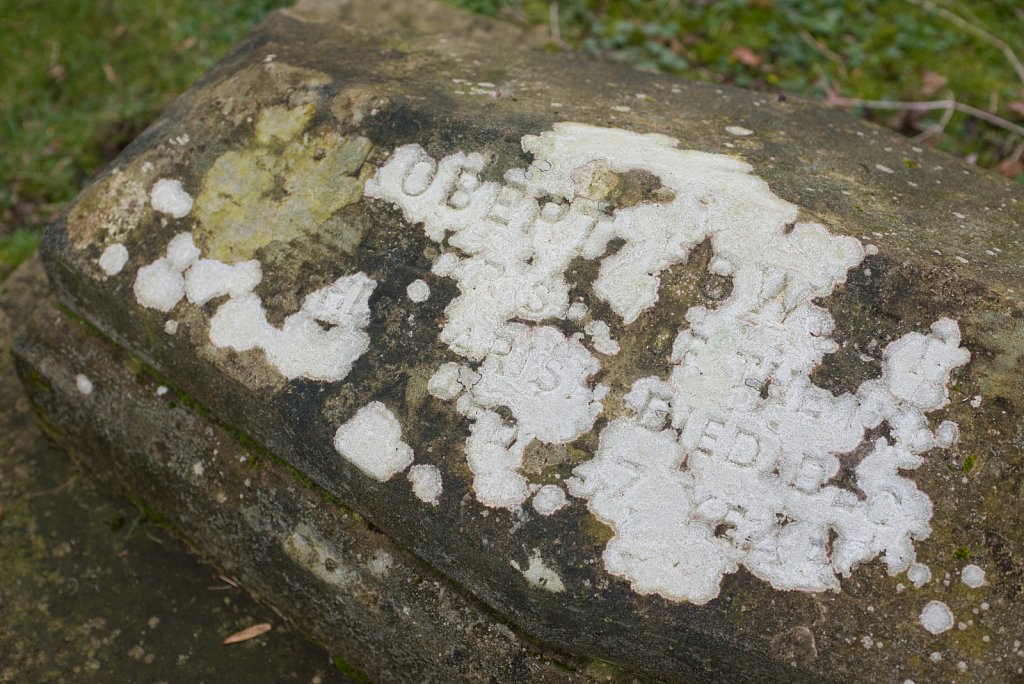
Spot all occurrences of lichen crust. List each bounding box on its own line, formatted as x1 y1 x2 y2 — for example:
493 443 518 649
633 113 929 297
367 122 971 604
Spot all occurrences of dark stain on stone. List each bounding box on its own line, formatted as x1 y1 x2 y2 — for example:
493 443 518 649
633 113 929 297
770 626 817 669
359 101 548 183
605 168 677 209
985 529 1024 600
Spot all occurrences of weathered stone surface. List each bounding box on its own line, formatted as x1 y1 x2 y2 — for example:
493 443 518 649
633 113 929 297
25 0 1024 681
11 275 596 683
0 259 349 684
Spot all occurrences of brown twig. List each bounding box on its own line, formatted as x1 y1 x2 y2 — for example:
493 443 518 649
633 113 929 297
825 94 1024 138
548 2 562 46
798 29 848 81
914 90 957 142
905 0 1024 86
1013 140 1024 161
25 475 79 499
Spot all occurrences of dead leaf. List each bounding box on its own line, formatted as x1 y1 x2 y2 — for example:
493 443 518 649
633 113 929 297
920 71 947 97
42 139 62 157
731 46 763 68
223 623 272 644
998 157 1024 178
102 63 118 85
1008 101 1024 116
172 36 198 56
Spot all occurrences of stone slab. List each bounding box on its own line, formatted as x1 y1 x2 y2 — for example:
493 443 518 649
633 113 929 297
26 0 1024 681
12 267 596 683
0 258 349 683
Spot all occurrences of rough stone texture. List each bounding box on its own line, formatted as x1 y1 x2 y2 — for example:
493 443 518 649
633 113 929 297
11 271 598 683
22 0 1024 682
0 259 348 684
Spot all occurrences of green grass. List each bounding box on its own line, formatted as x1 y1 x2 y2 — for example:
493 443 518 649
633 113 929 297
0 0 290 278
0 228 43 283
1 0 1021 283
454 0 1024 176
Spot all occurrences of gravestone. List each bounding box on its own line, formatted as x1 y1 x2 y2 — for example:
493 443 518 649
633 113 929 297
14 0 1024 681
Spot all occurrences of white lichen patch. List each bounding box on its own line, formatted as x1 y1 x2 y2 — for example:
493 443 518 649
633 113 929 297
98 243 129 276
961 564 985 588
513 552 566 593
908 562 932 588
367 550 394 577
150 178 193 218
210 271 375 381
584 320 620 355
920 600 954 634
133 232 201 312
369 122 971 604
726 125 754 136
532 484 568 516
75 374 93 395
135 233 376 381
283 525 355 588
407 464 443 505
406 278 430 303
451 325 601 508
333 401 414 482
184 259 261 305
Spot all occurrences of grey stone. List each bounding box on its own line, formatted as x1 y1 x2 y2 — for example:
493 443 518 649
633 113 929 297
20 0 1024 681
0 259 351 684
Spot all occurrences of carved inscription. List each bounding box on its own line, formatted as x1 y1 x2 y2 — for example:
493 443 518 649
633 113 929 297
368 123 971 604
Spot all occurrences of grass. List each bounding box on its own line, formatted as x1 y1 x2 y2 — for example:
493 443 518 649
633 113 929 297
454 0 1024 175
0 0 290 278
0 228 42 283
1 0 1021 281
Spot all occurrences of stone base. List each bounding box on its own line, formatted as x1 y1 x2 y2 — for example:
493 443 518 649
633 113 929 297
12 282 601 684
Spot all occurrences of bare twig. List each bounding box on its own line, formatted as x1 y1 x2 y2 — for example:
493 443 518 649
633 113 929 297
25 475 79 499
548 2 562 45
1013 140 1024 161
912 89 957 142
798 29 848 81
217 573 240 587
905 0 1024 86
917 99 954 142
914 95 956 142
825 94 1024 137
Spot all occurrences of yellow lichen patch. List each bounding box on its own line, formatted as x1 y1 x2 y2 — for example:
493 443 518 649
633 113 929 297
255 103 316 146
67 157 155 249
190 61 331 128
193 105 373 262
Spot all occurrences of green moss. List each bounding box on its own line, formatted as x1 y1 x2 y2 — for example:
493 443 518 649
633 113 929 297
953 546 972 561
19 366 53 393
137 502 174 529
963 453 977 472
331 655 371 682
1 0 293 233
